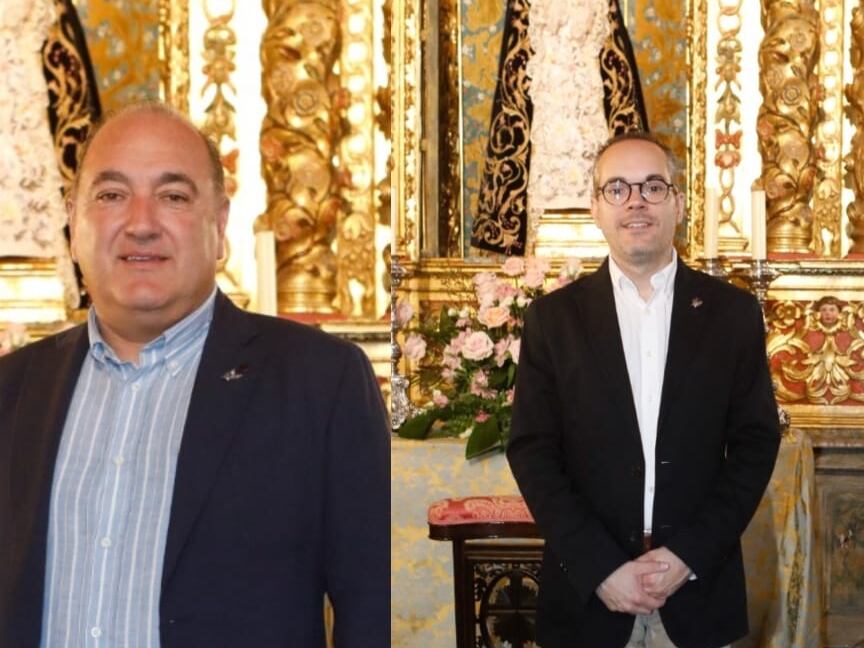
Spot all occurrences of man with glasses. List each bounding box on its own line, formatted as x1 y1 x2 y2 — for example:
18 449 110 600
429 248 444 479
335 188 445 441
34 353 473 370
508 132 780 647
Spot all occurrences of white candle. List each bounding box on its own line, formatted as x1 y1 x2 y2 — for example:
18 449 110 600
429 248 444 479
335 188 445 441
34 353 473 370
751 190 767 260
704 188 719 259
255 230 278 316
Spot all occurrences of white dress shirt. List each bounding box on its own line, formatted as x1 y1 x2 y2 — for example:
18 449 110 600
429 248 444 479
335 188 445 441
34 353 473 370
608 253 677 532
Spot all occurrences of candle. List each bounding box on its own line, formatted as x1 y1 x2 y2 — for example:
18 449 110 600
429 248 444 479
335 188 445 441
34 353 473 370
751 190 767 260
255 230 278 316
704 188 719 259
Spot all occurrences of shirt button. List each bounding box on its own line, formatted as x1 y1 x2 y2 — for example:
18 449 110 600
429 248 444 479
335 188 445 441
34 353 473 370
131 383 140 392
100 537 112 548
90 626 102 638
169 361 179 370
114 455 125 466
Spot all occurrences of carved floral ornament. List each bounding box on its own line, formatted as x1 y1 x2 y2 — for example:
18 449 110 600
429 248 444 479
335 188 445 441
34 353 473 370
768 296 864 405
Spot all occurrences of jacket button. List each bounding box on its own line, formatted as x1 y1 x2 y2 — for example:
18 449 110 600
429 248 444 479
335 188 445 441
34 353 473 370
629 531 640 544
559 561 568 573
632 465 644 479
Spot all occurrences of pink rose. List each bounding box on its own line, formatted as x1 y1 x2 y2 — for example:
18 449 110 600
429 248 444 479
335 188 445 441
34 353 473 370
494 336 513 367
476 281 499 307
403 332 427 361
470 371 496 398
505 388 515 405
508 338 521 364
525 257 551 275
478 305 510 328
461 331 495 361
496 282 519 301
432 389 449 407
394 300 414 328
475 411 490 423
523 268 546 289
501 257 525 276
473 271 498 287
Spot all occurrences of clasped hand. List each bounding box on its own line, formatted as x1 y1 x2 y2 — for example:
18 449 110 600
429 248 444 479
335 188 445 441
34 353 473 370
595 546 692 615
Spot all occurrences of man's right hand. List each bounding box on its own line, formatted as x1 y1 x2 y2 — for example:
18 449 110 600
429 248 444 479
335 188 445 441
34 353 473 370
595 560 669 615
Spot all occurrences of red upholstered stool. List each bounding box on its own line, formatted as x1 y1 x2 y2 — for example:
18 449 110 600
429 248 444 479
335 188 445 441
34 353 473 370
428 496 543 648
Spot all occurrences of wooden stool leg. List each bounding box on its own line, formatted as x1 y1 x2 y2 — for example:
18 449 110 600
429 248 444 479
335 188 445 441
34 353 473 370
452 539 473 648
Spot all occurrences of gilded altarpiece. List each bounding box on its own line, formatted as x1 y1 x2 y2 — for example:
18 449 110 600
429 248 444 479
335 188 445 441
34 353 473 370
394 0 864 645
1 0 390 362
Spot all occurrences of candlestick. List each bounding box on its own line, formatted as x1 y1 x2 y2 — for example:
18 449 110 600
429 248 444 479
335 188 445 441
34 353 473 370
255 230 278 316
704 188 719 259
751 190 767 260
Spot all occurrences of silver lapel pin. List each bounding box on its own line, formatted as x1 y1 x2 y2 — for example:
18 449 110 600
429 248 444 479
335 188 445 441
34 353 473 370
691 297 703 309
221 364 249 382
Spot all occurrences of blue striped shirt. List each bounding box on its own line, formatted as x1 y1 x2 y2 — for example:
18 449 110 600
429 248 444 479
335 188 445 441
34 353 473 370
41 290 216 648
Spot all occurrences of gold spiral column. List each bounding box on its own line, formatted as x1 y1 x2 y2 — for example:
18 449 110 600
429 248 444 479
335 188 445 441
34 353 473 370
846 4 864 255
756 0 820 255
257 0 344 314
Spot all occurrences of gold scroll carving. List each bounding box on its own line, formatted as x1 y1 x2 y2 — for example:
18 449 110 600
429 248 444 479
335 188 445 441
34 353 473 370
814 0 843 256
756 0 820 255
712 0 746 249
258 0 344 314
158 0 190 113
768 297 864 404
845 3 864 255
470 0 531 254
43 0 100 197
200 0 246 307
337 0 377 318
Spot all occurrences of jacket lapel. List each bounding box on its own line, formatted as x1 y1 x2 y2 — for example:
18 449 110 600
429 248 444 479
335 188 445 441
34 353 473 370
575 260 641 441
161 293 262 587
657 261 710 428
9 325 89 585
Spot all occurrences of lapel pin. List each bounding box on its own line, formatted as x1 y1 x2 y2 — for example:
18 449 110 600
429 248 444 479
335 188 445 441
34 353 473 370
691 297 703 309
221 364 249 382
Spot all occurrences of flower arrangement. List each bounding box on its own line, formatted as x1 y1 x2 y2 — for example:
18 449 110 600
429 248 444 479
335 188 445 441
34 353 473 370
397 257 582 459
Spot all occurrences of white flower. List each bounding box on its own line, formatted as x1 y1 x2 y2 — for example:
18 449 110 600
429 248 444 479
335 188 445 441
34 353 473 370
461 331 495 361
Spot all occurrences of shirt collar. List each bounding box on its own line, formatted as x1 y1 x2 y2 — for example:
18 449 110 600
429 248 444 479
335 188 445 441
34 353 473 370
88 287 218 368
608 249 678 298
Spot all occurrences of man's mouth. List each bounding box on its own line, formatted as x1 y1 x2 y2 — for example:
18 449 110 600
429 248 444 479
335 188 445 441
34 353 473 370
119 254 168 262
622 220 652 230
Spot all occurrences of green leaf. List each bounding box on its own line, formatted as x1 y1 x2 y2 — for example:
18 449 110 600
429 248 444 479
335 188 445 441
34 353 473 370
465 416 504 459
507 362 517 387
396 410 437 439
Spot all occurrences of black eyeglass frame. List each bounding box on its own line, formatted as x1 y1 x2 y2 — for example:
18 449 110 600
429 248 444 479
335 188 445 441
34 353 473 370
596 179 677 206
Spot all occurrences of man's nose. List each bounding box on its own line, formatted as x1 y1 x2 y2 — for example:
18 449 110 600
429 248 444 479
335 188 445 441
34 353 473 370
625 185 648 207
124 196 160 236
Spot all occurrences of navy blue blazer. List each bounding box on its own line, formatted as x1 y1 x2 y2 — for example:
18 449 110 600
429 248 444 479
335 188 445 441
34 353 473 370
508 260 780 648
0 292 390 647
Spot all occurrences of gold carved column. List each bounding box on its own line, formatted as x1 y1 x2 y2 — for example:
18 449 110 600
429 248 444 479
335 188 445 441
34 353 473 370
337 0 378 318
846 3 864 254
756 0 820 255
258 0 344 314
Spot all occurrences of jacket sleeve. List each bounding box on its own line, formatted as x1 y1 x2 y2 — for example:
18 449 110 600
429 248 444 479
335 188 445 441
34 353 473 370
323 344 390 647
507 303 630 604
664 295 781 579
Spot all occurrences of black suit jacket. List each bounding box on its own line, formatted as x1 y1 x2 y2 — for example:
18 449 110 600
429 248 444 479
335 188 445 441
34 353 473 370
507 259 780 648
0 293 390 647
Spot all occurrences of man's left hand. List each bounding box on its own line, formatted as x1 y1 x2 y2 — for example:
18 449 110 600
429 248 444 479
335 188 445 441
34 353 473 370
636 547 692 598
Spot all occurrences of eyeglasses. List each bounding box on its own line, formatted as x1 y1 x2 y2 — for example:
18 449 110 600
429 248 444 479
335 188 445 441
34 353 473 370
597 179 675 206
